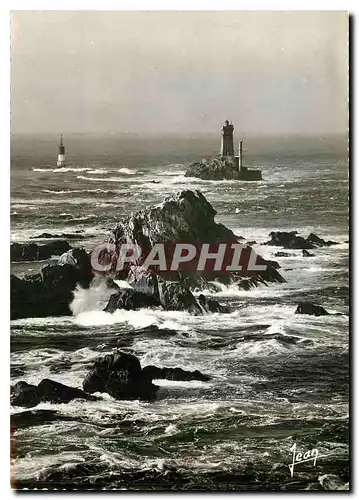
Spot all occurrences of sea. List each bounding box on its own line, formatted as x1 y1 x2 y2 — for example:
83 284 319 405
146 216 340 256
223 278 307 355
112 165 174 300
10 133 349 491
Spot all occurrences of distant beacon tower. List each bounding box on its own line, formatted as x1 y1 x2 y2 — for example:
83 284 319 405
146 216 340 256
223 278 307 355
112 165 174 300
57 134 66 167
239 140 244 171
220 120 234 158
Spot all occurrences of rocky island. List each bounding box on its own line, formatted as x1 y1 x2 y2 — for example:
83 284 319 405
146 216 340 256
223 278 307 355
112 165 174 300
185 121 262 181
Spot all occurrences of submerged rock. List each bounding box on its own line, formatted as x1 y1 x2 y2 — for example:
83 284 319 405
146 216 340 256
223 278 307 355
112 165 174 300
306 233 338 247
302 249 315 257
274 251 295 257
265 231 338 250
141 365 211 382
11 379 97 408
11 248 94 320
83 351 210 401
295 302 330 316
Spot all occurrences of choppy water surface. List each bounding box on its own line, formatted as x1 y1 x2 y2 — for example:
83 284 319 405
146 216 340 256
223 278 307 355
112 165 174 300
11 134 349 490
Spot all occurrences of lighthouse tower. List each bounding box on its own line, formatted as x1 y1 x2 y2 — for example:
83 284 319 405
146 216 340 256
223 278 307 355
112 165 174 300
220 120 234 158
57 134 66 167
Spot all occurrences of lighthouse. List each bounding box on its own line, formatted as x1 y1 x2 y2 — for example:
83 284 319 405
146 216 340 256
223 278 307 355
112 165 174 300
57 134 66 167
220 120 234 158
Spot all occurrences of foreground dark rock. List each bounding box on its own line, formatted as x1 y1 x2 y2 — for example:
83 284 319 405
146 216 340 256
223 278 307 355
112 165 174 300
185 156 262 181
104 287 161 312
265 231 338 249
11 240 72 262
141 365 211 382
83 351 210 401
11 248 93 320
11 379 98 408
295 302 330 316
11 409 76 430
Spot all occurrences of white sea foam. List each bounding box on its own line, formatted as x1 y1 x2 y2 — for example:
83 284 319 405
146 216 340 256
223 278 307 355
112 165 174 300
73 309 157 329
70 281 117 316
33 167 101 173
118 167 138 175
77 175 137 182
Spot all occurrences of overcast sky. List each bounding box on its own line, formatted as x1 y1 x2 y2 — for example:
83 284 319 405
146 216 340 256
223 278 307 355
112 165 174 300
11 11 348 134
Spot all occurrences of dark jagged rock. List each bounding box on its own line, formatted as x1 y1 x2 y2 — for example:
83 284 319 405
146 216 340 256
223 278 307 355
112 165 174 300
10 240 72 262
141 365 210 382
82 351 210 401
274 251 295 257
157 278 202 314
11 409 76 430
104 272 229 315
295 302 330 316
104 288 161 313
11 248 94 320
265 231 314 250
265 231 338 250
104 190 284 314
11 379 97 408
306 233 339 247
82 351 157 401
37 379 97 404
197 294 230 313
112 190 236 247
302 249 315 257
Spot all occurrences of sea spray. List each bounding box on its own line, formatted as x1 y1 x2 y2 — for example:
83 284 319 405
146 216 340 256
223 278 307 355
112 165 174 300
70 279 118 316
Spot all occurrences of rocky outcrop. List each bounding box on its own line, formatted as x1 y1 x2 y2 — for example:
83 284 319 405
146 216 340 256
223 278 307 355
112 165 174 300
104 269 229 315
295 302 330 316
11 240 72 262
141 365 210 382
82 351 210 401
306 233 339 247
11 248 93 320
11 409 76 429
11 379 97 408
104 287 161 313
109 190 284 291
185 157 239 180
30 232 86 240
265 231 338 249
82 352 157 400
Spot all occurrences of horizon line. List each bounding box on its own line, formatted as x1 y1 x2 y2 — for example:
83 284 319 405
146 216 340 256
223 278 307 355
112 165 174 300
10 131 348 137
